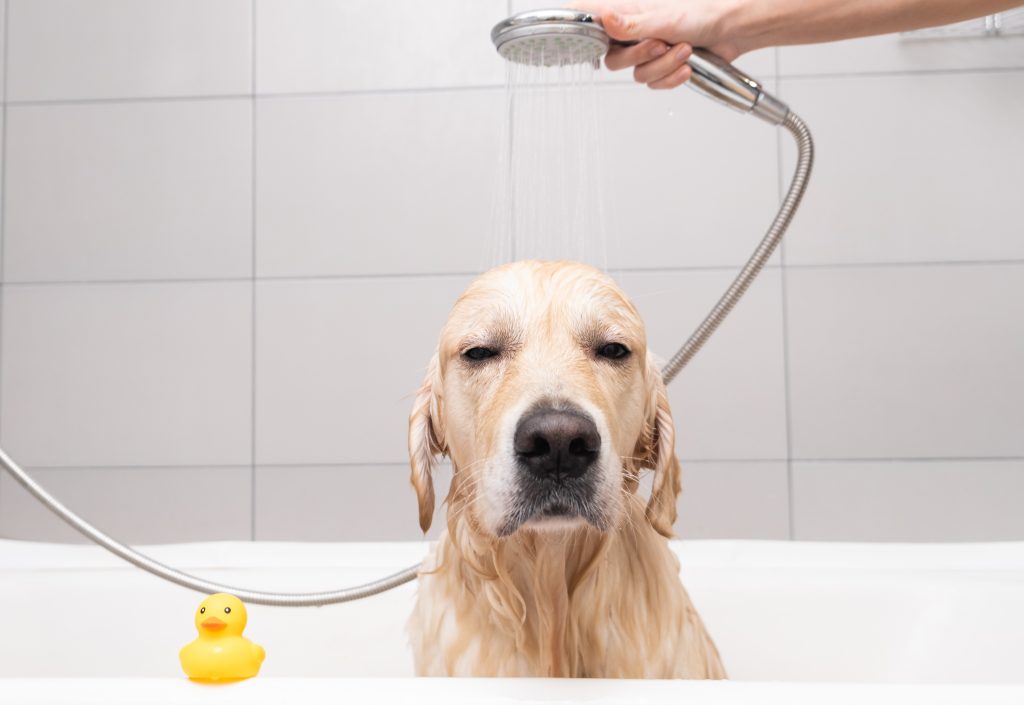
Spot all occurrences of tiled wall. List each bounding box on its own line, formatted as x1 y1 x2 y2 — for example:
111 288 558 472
0 0 1022 544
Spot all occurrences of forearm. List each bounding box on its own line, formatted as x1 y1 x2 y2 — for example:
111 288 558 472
730 0 1023 52
576 0 1023 87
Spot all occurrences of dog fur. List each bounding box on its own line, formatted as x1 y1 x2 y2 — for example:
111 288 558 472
407 260 725 678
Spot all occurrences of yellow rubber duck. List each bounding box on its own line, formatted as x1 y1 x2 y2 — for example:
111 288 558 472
179 593 265 682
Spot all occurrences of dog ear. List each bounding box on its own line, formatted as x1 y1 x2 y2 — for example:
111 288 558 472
640 352 682 538
409 353 446 533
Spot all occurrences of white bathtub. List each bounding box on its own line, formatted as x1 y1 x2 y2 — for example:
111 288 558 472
1 539 1022 703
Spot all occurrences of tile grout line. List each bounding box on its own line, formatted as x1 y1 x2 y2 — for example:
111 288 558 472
4 259 1024 289
250 0 258 542
780 263 797 541
790 456 1024 464
0 271 486 287
506 0 515 263
776 64 1024 81
768 259 1024 270
1 65 1022 109
14 455 1023 472
5 83 508 108
0 0 9 529
775 69 798 542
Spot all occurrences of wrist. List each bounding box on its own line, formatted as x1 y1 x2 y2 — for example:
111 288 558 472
715 0 782 55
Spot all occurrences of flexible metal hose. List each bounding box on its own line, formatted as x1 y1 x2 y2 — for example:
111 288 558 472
0 113 812 607
0 445 420 606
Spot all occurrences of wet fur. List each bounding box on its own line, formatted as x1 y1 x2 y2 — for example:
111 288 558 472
407 261 725 678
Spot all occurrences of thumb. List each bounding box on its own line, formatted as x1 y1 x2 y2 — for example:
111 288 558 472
600 10 657 42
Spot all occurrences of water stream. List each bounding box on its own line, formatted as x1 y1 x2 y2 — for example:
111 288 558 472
489 54 610 269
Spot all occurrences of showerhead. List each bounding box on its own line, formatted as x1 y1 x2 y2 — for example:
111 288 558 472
491 9 790 125
491 9 609 67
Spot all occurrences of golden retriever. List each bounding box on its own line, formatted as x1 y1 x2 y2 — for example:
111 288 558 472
407 260 725 678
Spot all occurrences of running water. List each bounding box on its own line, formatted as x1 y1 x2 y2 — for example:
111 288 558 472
488 48 610 268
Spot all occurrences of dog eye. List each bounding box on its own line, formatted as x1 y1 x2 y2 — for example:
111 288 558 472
463 347 498 361
597 343 630 360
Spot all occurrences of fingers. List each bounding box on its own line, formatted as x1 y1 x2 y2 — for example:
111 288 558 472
564 1 695 90
648 62 692 89
634 44 692 87
604 38 668 71
601 10 654 42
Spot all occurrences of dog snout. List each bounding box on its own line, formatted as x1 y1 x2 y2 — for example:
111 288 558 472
514 408 601 481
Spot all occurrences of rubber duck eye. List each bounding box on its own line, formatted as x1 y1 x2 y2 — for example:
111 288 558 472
224 607 231 614
200 607 205 614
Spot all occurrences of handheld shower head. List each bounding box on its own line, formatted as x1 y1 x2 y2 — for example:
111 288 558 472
491 9 789 125
491 9 609 67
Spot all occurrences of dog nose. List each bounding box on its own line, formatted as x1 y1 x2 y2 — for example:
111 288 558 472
514 409 601 480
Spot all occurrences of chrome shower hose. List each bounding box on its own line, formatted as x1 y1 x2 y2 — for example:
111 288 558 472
0 113 813 607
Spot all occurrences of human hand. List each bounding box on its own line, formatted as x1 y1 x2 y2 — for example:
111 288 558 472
567 1 749 89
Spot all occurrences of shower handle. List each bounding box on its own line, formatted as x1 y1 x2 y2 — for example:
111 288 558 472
685 48 789 125
609 40 789 125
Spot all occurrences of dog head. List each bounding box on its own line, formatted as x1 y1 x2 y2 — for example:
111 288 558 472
409 261 680 539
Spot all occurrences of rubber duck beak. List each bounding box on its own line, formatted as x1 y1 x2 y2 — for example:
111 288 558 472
201 616 228 631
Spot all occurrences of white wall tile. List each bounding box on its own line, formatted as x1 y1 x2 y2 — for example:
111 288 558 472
256 91 502 277
258 461 789 542
602 83 781 270
787 264 1024 460
792 459 1024 541
255 464 451 541
675 461 790 539
7 0 251 101
617 268 789 460
1 282 252 467
255 275 471 465
0 467 251 543
4 100 252 282
256 0 505 94
780 71 1024 266
1 1 1021 546
780 31 1024 77
723 47 775 82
